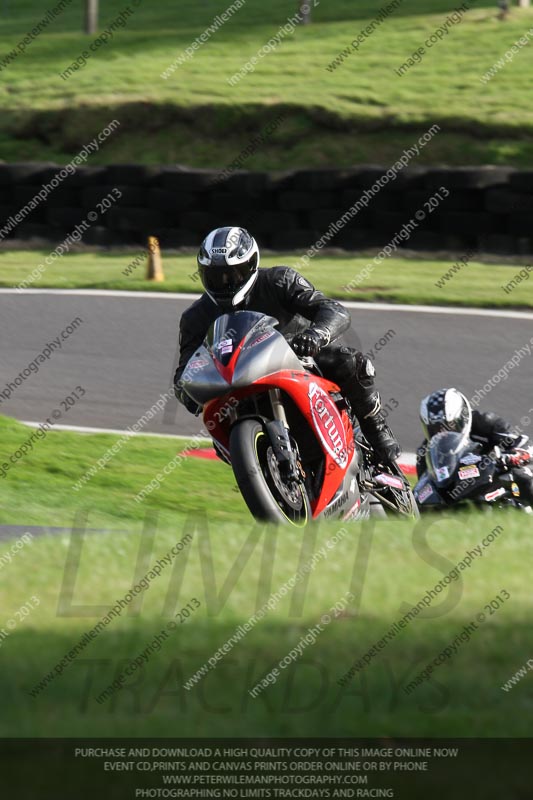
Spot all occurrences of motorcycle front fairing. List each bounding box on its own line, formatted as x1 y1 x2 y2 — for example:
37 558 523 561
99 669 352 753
183 311 356 519
413 473 444 507
183 311 303 406
421 431 498 505
180 346 231 406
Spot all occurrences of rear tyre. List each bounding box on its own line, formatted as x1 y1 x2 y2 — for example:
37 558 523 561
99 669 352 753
381 461 420 518
359 436 420 519
230 419 311 526
370 461 420 518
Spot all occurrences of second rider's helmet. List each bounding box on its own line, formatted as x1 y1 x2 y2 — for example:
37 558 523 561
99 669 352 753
419 387 473 443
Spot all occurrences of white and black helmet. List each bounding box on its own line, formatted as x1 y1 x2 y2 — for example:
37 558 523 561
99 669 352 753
197 226 260 309
420 387 473 442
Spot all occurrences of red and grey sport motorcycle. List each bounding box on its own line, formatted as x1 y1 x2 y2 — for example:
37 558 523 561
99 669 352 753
181 311 418 525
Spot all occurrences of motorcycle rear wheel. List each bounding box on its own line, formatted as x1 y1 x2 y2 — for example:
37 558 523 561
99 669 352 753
230 419 311 526
370 461 420 518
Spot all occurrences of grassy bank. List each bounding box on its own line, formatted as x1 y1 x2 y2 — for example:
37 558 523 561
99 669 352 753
1 1 533 166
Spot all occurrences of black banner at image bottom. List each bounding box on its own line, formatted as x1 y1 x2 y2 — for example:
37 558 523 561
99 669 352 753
1 738 530 799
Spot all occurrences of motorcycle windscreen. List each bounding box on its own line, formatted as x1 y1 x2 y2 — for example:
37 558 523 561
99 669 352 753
205 311 279 368
426 431 466 488
206 310 303 385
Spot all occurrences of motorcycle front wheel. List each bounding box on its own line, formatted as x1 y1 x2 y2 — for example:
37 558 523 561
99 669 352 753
230 419 311 526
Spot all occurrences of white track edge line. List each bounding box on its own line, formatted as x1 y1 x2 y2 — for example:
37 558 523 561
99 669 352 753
20 420 195 440
1 288 533 320
19 418 417 463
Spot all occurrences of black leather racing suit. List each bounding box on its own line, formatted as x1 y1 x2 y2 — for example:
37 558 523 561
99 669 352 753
417 409 533 503
175 267 385 440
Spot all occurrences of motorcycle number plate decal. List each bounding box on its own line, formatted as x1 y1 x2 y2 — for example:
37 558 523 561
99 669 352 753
436 466 449 481
512 482 520 496
375 473 404 489
484 487 506 502
458 465 480 480
187 356 209 371
218 338 233 354
460 453 481 465
308 382 348 468
251 331 274 346
417 483 433 503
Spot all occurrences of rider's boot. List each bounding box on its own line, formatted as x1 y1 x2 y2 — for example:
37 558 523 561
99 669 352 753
347 388 401 464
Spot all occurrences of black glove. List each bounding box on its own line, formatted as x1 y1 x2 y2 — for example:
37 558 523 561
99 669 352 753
175 384 202 416
500 450 533 469
292 327 330 358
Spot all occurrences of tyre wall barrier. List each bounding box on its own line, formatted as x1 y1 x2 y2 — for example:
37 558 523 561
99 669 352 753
0 163 531 253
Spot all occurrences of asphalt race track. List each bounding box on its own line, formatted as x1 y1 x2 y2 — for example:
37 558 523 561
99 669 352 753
0 289 532 453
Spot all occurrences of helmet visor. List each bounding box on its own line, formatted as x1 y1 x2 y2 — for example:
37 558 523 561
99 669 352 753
422 393 472 443
200 253 258 299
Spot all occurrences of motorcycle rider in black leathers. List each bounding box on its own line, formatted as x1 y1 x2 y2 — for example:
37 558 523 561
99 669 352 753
174 226 401 464
417 387 533 506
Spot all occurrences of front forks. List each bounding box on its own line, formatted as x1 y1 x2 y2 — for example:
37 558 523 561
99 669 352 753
266 389 300 482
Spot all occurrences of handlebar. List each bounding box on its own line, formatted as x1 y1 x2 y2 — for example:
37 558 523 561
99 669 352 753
299 355 324 377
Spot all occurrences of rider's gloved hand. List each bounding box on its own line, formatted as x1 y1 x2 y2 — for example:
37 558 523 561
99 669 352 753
499 453 514 470
175 383 202 416
292 327 330 358
499 451 530 469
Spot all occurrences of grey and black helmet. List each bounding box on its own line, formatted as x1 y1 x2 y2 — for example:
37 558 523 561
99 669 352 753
197 226 260 309
420 387 473 443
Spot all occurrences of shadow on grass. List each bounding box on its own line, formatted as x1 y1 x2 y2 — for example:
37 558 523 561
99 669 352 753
5 611 532 740
1 610 531 797
1 102 533 176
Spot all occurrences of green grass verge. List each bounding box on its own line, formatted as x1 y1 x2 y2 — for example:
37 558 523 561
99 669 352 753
1 415 532 739
0 415 247 529
2 1 533 166
2 249 532 309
